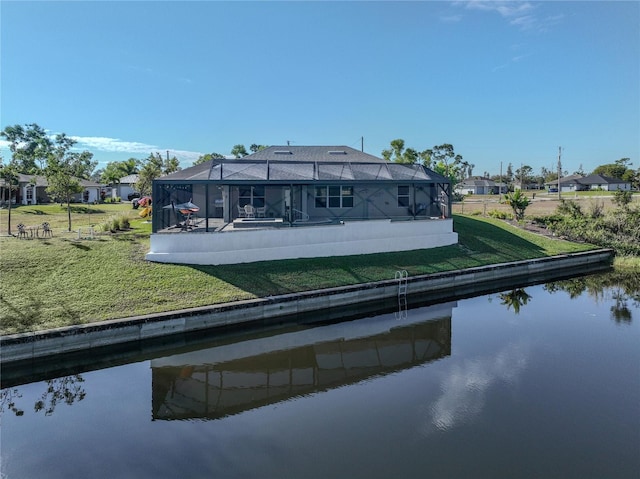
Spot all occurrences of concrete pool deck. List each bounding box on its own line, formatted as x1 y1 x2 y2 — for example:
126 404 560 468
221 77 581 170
0 249 614 365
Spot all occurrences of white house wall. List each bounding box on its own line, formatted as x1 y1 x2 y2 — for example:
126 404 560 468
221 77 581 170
146 218 458 265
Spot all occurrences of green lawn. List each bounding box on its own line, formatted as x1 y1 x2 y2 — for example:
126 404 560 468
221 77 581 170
0 208 597 335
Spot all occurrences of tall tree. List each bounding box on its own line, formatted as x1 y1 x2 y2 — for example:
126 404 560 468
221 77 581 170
249 144 268 153
1 123 51 174
515 165 534 185
381 139 430 166
231 144 248 158
426 144 463 182
100 159 139 199
45 134 95 231
101 158 139 180
573 164 586 176
0 155 20 235
136 152 180 196
505 163 514 183
193 152 225 166
466 162 475 178
1 123 51 235
592 162 628 179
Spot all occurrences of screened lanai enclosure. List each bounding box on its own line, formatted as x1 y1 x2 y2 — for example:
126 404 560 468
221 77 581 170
151 146 453 232
147 146 458 265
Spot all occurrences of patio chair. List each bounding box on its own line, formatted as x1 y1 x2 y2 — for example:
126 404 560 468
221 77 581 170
16 223 28 239
244 204 256 218
41 222 53 238
237 204 247 218
256 206 266 218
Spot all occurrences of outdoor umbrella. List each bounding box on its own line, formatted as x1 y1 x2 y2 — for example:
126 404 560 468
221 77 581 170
175 201 200 213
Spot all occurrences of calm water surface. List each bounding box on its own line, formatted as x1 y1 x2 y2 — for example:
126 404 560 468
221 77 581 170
2 275 639 478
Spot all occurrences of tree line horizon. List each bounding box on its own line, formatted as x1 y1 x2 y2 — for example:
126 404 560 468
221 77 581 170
2 123 636 202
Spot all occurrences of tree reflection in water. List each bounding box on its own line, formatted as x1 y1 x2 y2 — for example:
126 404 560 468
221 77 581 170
544 269 640 324
35 375 86 416
498 289 532 314
0 375 86 417
0 388 24 416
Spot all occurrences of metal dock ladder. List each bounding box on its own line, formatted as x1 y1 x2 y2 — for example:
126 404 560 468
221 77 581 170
395 270 408 320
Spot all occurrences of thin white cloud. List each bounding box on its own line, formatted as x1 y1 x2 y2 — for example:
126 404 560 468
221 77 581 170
462 0 536 19
454 1 563 33
71 136 203 162
71 136 158 154
1 135 203 165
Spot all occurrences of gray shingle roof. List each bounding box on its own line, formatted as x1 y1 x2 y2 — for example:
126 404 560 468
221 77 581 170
578 174 625 185
119 174 139 184
244 146 386 163
160 146 449 184
13 174 101 188
545 174 627 186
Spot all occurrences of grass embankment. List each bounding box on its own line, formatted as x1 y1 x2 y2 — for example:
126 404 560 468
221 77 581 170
0 204 597 335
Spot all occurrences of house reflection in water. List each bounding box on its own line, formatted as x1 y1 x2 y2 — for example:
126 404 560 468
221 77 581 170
151 302 454 421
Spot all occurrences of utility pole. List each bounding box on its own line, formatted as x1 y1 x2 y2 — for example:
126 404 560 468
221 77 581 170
557 146 562 201
361 136 364 152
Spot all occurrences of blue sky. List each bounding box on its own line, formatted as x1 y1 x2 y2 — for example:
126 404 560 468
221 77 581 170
1 1 638 177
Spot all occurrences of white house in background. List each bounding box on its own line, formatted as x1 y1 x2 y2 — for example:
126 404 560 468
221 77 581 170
112 174 139 200
546 174 631 192
455 177 507 195
546 174 584 193
577 174 631 191
0 174 101 205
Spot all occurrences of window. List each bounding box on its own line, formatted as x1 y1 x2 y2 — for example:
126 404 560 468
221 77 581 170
239 186 265 207
398 185 410 207
315 185 353 208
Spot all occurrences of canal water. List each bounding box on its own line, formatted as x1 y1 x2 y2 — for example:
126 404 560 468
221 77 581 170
2 272 639 478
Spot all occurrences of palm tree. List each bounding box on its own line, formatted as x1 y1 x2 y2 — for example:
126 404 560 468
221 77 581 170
504 189 530 221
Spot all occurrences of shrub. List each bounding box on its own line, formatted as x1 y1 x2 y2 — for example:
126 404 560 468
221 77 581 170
613 190 633 209
487 209 512 220
97 213 131 233
588 199 604 218
118 214 130 230
109 217 121 232
556 199 583 218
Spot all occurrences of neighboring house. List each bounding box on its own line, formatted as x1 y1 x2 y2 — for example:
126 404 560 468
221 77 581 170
455 177 506 195
513 181 542 191
112 174 139 200
1 174 101 205
147 145 458 265
545 174 631 192
577 174 631 191
546 174 584 193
